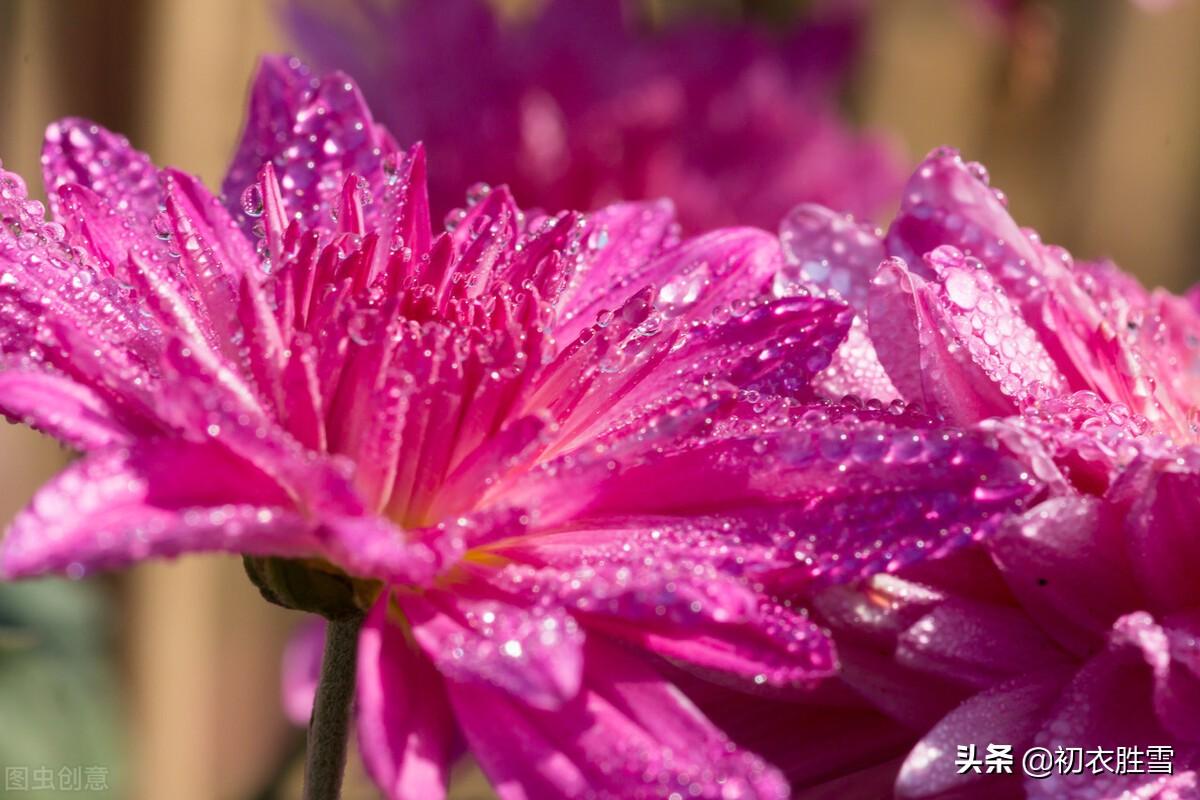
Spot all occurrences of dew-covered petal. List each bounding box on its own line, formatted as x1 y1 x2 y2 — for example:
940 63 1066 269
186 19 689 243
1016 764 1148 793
894 597 1072 689
886 149 1037 291
1109 611 1200 744
554 200 679 345
0 441 320 579
401 588 584 710
222 55 401 235
812 316 900 403
1026 613 1200 799
1117 451 1200 611
778 202 884 310
449 636 789 800
358 594 454 800
484 523 837 688
989 497 1140 655
41 118 161 229
895 670 1069 799
675 670 916 792
0 369 137 450
542 294 852 456
507 408 1041 591
868 253 1064 424
555 226 784 354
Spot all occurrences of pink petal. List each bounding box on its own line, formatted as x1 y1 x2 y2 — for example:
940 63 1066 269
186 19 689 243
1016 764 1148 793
1027 613 1200 799
401 588 584 710
989 497 1141 655
357 594 454 800
812 316 900 404
449 636 789 800
507 406 1041 591
1119 452 1200 610
1114 611 1200 744
778 203 884 311
281 618 325 725
676 669 916 791
894 598 1072 689
868 252 1064 424
42 118 161 231
895 670 1069 799
222 55 401 235
554 200 680 345
485 523 836 688
0 441 321 579
554 225 784 348
0 369 135 450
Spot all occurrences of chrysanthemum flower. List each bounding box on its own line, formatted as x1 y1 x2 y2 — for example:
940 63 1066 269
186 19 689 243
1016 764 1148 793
762 148 1200 798
0 59 1037 799
283 0 903 232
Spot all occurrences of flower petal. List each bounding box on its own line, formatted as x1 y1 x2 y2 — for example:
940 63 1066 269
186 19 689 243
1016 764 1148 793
0 369 136 450
223 55 402 235
487 522 837 688
401 588 584 710
778 203 884 311
42 118 161 231
281 618 325 725
508 406 1041 591
895 670 1069 799
989 496 1140 654
449 636 789 800
868 251 1064 425
0 441 319 579
1027 613 1200 799
357 595 454 800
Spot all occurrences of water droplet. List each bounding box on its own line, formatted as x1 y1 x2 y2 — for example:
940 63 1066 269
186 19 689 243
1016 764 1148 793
241 184 264 218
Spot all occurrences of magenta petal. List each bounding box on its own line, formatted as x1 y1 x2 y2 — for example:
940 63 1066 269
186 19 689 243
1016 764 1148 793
0 441 320 579
989 497 1141 654
868 253 1063 424
449 636 789 800
318 515 439 585
515 409 1040 590
0 369 135 450
1120 453 1200 610
1027 614 1200 799
357 594 454 800
42 118 161 227
402 589 584 710
895 670 1069 799
489 524 836 688
894 598 1071 689
222 55 401 235
1113 611 1200 744
554 200 680 345
778 203 884 310
281 618 325 725
885 148 1040 298
556 226 784 349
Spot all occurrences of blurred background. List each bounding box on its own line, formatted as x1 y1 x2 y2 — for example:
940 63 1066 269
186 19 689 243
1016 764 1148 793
1 0 1198 797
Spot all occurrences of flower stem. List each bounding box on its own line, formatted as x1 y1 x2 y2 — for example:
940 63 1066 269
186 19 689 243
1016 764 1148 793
303 614 364 800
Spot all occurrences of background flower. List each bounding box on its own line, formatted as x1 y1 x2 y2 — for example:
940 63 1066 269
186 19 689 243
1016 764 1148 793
284 0 904 232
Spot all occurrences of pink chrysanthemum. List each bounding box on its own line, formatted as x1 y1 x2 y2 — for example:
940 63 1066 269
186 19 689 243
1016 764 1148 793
283 0 903 232
0 59 1038 799
742 148 1200 798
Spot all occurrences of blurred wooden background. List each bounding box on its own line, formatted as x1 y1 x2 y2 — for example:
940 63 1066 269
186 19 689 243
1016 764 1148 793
2 0 1199 797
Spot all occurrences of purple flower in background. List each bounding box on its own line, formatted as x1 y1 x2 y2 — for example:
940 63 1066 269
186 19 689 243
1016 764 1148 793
0 56 1040 799
284 0 903 232
748 148 1200 797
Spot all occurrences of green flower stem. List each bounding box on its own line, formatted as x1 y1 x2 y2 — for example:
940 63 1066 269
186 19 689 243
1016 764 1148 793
303 613 364 800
